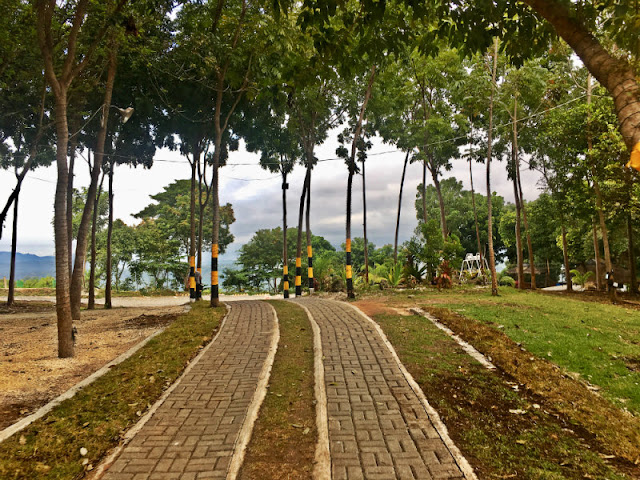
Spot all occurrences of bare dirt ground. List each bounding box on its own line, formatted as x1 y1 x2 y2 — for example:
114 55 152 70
0 300 186 430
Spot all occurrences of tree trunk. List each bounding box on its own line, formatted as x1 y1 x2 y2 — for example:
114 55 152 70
346 166 355 299
561 215 573 292
282 170 289 298
210 146 221 307
88 170 105 309
592 221 602 290
70 47 118 319
362 156 369 285
0 83 46 241
487 38 499 296
7 191 19 307
513 97 536 289
394 151 410 264
469 156 485 274
67 133 77 279
421 161 428 223
511 105 524 289
295 170 309 297
430 165 447 240
188 152 197 300
593 179 613 276
305 162 313 293
53 93 74 358
512 164 524 290
346 65 376 299
105 164 114 309
523 0 640 151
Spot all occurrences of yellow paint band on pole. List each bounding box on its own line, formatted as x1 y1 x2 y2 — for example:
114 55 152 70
308 267 313 278
283 265 288 275
307 245 312 258
212 244 219 257
346 238 351 252
346 265 352 279
197 267 202 274
296 257 302 267
627 142 640 172
189 256 195 267
295 276 301 286
284 281 289 290
211 271 219 285
189 277 196 288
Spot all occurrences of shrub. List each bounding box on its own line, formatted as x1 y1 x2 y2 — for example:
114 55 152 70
499 275 516 287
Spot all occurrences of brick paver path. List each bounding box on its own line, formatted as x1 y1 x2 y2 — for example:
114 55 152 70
298 298 466 480
103 301 277 480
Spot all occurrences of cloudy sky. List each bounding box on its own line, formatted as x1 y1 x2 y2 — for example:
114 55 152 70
0 128 543 260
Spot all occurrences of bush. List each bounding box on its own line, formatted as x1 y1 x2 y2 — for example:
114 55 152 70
499 275 516 287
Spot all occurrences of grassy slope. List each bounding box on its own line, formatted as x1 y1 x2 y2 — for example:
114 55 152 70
429 288 640 413
239 300 317 480
0 302 225 480
374 310 629 479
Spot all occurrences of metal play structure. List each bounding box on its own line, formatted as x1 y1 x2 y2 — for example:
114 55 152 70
459 253 489 281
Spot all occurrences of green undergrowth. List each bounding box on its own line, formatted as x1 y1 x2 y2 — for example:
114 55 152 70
0 302 225 480
374 311 631 479
239 300 317 480
425 288 640 414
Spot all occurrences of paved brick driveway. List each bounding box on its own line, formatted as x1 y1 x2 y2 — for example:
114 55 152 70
102 301 277 480
298 298 467 480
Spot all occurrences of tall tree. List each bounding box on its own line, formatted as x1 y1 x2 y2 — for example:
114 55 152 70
34 0 128 357
486 38 499 296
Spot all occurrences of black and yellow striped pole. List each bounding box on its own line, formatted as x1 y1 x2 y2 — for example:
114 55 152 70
307 245 314 293
196 266 202 300
283 265 289 299
211 244 219 301
295 256 302 297
346 238 354 298
189 256 196 301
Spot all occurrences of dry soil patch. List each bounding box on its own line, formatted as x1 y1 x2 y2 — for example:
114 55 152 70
0 303 184 430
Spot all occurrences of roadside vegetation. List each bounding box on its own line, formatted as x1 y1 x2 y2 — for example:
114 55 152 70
372 306 639 478
0 303 225 480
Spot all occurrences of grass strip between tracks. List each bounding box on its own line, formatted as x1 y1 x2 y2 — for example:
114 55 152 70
239 300 317 480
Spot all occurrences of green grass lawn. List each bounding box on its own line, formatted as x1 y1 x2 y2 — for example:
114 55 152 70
418 287 640 414
0 302 225 480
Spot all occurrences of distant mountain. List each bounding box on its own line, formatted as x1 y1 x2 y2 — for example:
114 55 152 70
0 251 56 280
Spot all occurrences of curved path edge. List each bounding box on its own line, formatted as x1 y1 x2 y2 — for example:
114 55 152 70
293 300 332 480
227 301 280 479
90 304 231 480
343 300 478 480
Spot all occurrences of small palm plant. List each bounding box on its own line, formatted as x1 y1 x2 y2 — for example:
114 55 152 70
387 263 403 287
570 269 594 288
